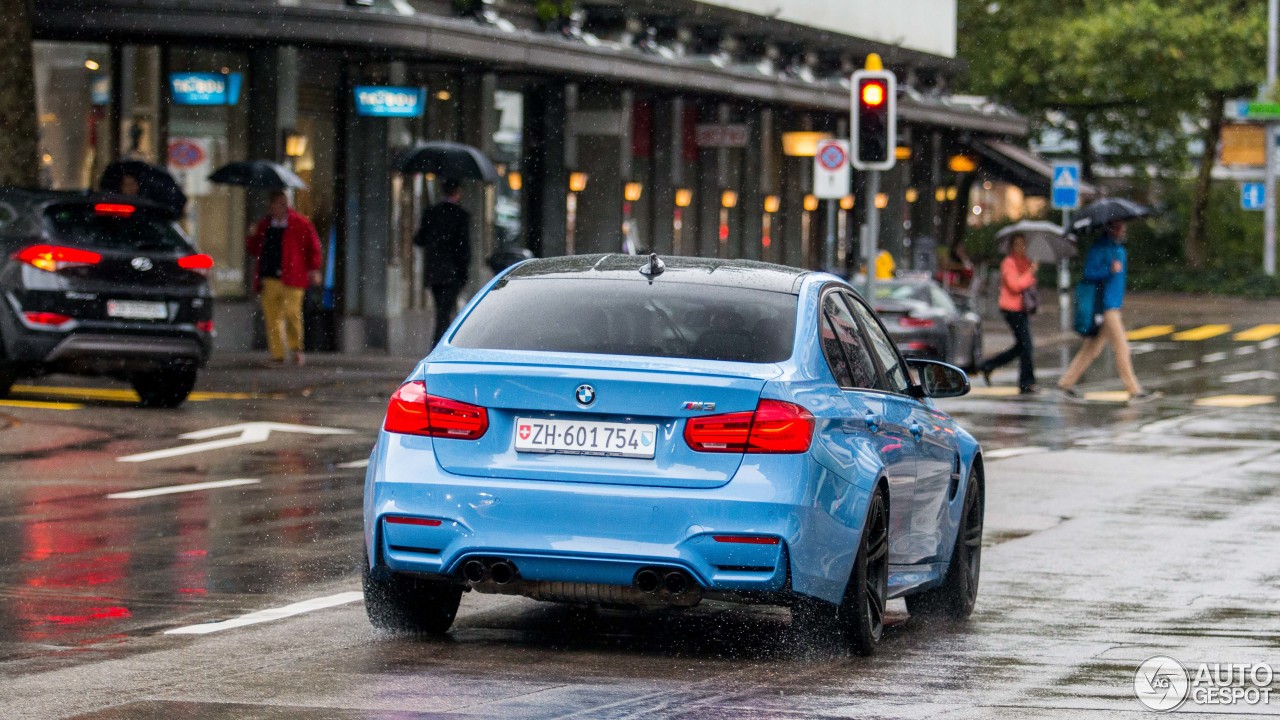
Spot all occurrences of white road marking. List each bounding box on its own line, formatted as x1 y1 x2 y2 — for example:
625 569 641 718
107 478 260 499
984 446 1049 459
1201 352 1229 363
1165 360 1196 371
165 591 363 635
1223 370 1280 384
1262 338 1280 350
118 422 356 463
1129 342 1158 355
337 458 370 469
1234 346 1258 356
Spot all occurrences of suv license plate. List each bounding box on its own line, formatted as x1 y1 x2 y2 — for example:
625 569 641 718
107 300 168 320
515 418 658 459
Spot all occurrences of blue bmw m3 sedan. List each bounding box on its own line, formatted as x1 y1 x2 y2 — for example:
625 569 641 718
362 254 984 654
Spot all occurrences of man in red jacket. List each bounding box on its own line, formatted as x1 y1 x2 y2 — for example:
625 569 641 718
246 191 322 365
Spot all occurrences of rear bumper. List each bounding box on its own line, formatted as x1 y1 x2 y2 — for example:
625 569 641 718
0 317 211 374
363 430 869 605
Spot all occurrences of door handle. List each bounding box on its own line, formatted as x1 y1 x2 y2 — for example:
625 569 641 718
909 422 923 441
864 412 882 433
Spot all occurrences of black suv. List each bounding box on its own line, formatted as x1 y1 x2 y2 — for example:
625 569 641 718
0 189 214 407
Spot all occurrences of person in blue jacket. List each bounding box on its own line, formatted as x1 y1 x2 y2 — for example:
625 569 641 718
1057 219 1158 403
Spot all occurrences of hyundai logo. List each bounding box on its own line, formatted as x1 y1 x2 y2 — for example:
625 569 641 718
575 384 596 406
131 257 153 271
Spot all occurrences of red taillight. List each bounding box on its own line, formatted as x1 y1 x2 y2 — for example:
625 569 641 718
712 535 781 545
898 315 936 328
178 254 215 276
15 245 102 273
685 399 814 454
383 381 489 440
384 516 443 527
196 320 215 334
23 311 73 327
93 203 135 217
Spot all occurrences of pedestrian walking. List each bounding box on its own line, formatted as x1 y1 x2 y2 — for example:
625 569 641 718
246 191 323 366
977 233 1039 394
1057 219 1158 403
414 178 472 345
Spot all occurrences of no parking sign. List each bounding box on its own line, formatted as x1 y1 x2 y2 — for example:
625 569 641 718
813 139 851 199
167 137 212 197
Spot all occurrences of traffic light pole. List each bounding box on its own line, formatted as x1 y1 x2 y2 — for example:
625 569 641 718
825 200 837 272
864 169 881 300
1267 0 1278 276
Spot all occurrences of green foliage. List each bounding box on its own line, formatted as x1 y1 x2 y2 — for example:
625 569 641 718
535 0 573 23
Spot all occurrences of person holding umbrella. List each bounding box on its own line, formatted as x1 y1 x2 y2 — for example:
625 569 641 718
246 191 323 366
1057 217 1158 403
414 178 472 345
976 233 1039 394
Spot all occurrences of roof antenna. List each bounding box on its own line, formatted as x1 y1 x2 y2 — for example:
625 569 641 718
639 252 665 282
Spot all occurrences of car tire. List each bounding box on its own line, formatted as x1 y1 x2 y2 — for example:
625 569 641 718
791 487 889 656
362 561 463 636
905 468 983 620
0 365 15 398
132 369 197 408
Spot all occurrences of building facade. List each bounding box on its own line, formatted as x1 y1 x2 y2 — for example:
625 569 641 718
31 0 1029 355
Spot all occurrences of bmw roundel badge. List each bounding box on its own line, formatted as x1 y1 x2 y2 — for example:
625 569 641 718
575 384 596 406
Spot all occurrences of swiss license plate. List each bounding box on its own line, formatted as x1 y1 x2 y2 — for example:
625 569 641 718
514 418 658 459
106 300 168 320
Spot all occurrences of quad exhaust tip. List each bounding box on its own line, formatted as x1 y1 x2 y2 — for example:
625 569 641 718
663 571 688 595
634 569 661 593
462 560 487 583
489 560 516 585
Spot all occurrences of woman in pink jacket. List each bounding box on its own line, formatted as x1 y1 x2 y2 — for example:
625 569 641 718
977 234 1039 394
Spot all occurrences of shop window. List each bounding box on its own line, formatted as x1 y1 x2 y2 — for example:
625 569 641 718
33 42 113 191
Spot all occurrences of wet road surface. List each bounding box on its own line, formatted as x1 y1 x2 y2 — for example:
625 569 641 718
1 314 1278 718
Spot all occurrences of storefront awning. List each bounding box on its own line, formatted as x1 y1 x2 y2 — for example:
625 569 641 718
970 140 1098 197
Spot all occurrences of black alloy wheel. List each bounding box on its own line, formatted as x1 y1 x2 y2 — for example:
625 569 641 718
905 468 983 620
844 487 889 655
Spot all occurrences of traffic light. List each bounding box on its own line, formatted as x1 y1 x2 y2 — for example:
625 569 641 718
851 69 896 170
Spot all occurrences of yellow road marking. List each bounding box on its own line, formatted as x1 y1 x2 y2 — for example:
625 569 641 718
1083 391 1131 403
1126 325 1175 341
11 385 276 403
1171 324 1232 342
1194 394 1276 408
0 399 84 410
1234 324 1280 342
966 386 1022 397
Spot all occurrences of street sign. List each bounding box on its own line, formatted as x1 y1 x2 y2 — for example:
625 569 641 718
1051 162 1081 210
1227 100 1280 121
813 139 851 199
1243 182 1266 211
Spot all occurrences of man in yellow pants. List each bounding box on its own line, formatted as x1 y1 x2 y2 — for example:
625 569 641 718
247 192 322 365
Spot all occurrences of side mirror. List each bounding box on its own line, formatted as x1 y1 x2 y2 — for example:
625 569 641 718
907 358 970 399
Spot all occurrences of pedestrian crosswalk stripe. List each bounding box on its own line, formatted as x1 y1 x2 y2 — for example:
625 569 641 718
1126 325 1175 340
1172 324 1232 341
1083 391 1130 403
1234 324 1280 342
0 399 84 410
1193 394 1276 408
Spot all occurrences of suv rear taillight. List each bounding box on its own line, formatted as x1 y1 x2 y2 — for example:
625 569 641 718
178 253 215 276
899 315 936 328
383 381 489 440
684 399 814 454
15 245 102 273
23 311 74 327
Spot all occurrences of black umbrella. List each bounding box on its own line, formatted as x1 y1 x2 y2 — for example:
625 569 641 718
393 142 500 183
99 159 187 215
995 220 1077 262
1071 198 1152 232
208 160 308 190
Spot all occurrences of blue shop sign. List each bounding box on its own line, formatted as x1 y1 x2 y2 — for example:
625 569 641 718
354 86 425 117
169 72 243 106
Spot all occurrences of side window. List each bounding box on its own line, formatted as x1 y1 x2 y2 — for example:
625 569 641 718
842 293 911 393
820 313 855 388
822 293 880 390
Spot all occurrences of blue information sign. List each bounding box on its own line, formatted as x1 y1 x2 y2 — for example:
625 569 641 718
1051 162 1081 210
169 72 243 106
1242 182 1266 211
353 86 426 118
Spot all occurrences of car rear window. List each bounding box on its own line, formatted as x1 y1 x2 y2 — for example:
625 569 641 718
451 278 797 363
42 205 191 252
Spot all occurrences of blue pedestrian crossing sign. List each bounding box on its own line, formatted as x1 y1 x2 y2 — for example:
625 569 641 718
1242 182 1266 211
1051 162 1081 210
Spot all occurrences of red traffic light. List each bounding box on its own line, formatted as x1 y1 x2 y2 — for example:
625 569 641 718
860 82 886 107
